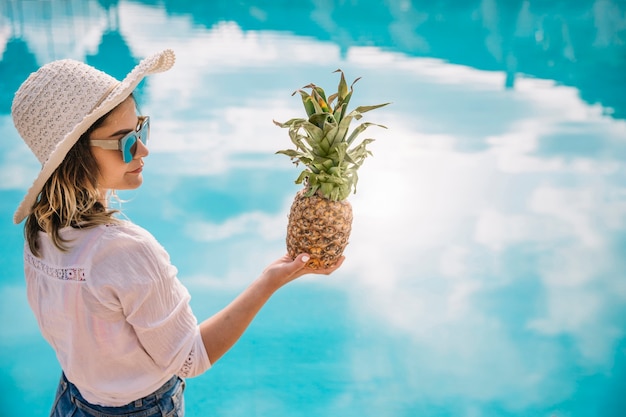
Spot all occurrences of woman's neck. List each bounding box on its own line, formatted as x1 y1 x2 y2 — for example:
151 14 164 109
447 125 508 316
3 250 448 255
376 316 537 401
98 189 110 209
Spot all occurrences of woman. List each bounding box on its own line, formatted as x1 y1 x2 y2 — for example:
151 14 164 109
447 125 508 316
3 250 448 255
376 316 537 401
11 49 343 416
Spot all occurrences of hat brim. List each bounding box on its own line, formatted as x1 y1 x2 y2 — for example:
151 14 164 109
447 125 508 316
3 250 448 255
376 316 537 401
13 49 175 224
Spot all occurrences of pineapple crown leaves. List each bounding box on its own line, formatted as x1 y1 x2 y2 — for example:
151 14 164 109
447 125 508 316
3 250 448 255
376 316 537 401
273 69 390 201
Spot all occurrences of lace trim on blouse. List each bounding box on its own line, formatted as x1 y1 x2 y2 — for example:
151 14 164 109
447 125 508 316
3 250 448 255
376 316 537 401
25 252 86 282
178 347 195 378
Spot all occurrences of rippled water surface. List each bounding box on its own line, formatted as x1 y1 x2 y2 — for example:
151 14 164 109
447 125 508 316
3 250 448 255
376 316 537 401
1 1 626 416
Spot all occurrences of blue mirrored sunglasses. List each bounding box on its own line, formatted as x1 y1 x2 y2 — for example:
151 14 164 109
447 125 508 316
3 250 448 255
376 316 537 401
90 116 150 163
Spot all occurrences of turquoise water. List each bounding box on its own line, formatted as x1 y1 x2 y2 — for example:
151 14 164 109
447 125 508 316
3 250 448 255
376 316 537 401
1 0 626 416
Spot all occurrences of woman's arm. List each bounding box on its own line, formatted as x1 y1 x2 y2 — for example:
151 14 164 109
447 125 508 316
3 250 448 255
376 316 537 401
199 253 344 364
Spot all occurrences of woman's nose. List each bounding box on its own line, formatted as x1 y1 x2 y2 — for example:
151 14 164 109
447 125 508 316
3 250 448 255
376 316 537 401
134 138 149 159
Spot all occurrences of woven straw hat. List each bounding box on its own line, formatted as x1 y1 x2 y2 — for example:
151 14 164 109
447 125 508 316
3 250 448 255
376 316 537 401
11 49 176 224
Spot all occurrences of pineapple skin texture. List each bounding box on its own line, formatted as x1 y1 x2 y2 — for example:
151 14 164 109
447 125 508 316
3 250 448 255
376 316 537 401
287 189 353 269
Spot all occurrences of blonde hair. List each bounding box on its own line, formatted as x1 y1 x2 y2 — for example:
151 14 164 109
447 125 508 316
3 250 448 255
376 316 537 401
25 111 121 257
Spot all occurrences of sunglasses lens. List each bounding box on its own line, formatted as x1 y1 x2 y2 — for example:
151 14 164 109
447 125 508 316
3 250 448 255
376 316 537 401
140 119 149 145
122 135 137 163
120 118 149 163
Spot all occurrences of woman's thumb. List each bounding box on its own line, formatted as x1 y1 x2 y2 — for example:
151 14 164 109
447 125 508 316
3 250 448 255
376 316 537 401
295 253 310 267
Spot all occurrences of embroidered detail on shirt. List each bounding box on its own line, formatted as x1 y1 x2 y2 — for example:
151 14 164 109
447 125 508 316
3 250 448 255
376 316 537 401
25 252 86 282
178 347 194 378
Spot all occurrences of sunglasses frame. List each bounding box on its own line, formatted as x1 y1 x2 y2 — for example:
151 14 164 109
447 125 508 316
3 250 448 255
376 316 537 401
90 116 150 163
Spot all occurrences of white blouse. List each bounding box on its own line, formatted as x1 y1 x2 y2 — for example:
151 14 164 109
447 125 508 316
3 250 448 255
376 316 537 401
24 221 211 406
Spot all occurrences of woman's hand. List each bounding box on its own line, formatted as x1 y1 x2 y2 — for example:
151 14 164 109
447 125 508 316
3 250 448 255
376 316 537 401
262 253 346 288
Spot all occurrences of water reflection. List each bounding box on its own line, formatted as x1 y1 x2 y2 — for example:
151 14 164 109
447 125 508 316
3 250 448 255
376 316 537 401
1 1 625 416
1 0 625 116
85 1 137 80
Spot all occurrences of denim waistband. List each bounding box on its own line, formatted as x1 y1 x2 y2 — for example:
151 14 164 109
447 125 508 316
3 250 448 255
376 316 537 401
62 373 179 406
142 375 179 400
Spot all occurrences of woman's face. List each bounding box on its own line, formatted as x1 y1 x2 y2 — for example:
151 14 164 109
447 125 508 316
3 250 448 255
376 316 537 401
90 96 149 194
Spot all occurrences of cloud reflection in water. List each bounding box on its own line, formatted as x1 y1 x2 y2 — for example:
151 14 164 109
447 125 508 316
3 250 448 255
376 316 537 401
123 12 626 413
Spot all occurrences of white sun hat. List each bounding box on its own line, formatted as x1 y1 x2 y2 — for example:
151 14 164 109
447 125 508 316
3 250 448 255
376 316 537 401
11 49 176 224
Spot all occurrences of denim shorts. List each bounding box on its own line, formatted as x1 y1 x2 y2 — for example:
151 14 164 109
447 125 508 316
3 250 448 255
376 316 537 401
49 373 185 417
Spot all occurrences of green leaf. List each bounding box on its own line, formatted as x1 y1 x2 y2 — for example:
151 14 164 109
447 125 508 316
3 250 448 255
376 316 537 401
310 88 331 114
308 113 330 129
332 113 353 146
336 92 352 121
347 139 375 167
273 118 303 128
327 92 338 108
332 102 346 123
352 103 391 114
296 91 316 117
295 170 309 185
312 86 328 104
299 121 324 142
334 69 349 101
349 76 362 91
345 122 387 145
275 149 301 158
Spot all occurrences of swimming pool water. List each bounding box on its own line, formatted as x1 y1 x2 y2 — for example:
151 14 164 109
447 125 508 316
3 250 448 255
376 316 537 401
1 1 625 416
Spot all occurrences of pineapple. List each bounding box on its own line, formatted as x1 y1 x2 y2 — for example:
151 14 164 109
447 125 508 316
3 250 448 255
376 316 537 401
274 70 389 269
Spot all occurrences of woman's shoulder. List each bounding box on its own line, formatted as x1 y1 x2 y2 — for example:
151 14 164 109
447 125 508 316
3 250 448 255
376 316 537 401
55 221 164 258
98 220 156 241
92 221 164 254
88 221 172 278
56 220 151 240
